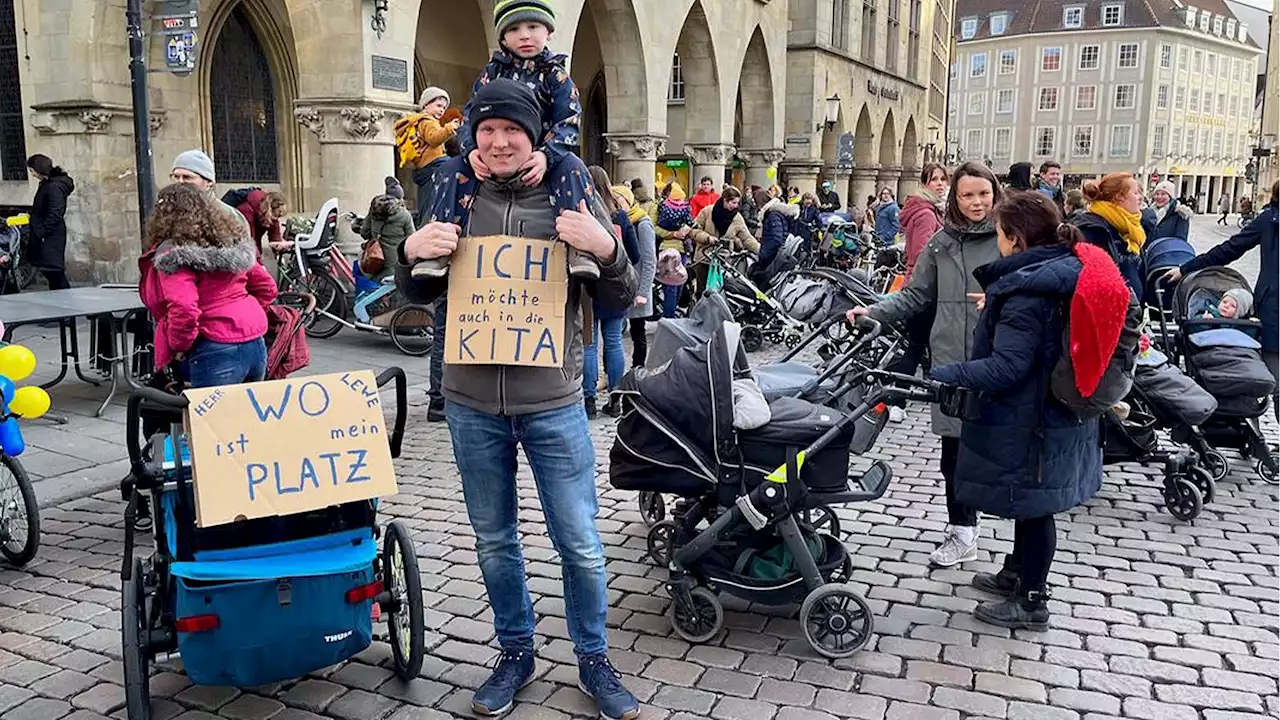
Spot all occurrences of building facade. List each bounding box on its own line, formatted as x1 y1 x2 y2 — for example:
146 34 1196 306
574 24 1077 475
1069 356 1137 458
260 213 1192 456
949 0 1262 209
783 0 956 204
0 0 790 282
1254 12 1277 201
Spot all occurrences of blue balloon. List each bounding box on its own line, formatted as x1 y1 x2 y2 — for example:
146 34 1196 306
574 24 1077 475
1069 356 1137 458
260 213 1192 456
0 417 24 457
0 376 13 410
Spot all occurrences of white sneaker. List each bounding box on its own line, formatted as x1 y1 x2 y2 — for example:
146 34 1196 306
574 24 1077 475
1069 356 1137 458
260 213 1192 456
929 528 978 567
888 406 906 423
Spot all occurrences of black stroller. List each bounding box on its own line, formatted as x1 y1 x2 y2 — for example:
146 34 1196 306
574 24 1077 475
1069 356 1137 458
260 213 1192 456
610 318 945 658
1170 267 1278 483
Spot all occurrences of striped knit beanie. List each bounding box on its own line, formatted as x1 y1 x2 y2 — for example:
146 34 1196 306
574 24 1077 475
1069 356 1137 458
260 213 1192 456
494 0 555 35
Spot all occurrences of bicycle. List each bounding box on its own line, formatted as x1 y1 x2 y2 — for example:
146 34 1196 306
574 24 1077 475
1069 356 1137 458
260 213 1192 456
273 199 352 339
0 214 38 293
304 277 436 356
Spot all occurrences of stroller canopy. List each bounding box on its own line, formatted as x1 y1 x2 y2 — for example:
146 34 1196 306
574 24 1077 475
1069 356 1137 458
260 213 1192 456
648 292 735 369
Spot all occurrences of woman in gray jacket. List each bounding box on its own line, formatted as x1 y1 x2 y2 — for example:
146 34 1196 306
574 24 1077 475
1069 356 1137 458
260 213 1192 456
848 161 1004 568
614 184 658 368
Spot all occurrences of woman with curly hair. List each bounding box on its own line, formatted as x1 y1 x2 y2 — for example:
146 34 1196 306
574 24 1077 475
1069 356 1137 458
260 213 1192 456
139 183 278 388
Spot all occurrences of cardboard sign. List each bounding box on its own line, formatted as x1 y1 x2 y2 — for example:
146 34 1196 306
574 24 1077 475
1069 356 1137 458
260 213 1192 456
445 234 568 367
183 371 398 528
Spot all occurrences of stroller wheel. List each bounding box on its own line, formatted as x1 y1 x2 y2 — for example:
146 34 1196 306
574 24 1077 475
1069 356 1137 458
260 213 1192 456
669 586 723 644
638 491 666 527
1185 465 1216 504
1201 449 1230 482
647 520 678 566
1257 452 1279 484
741 326 764 352
800 584 874 659
801 504 842 538
382 521 425 679
785 333 801 349
1163 478 1203 522
122 557 152 720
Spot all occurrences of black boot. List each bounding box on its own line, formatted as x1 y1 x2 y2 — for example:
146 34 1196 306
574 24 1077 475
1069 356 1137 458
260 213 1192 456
602 395 622 418
971 568 1019 598
974 589 1050 631
585 397 598 419
427 399 446 423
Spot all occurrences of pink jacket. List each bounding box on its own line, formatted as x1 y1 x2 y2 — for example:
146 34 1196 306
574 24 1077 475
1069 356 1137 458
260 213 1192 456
139 239 278 368
900 190 944 280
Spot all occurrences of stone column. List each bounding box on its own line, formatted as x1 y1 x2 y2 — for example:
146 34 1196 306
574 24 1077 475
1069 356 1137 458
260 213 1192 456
877 166 904 201
781 160 823 195
898 167 921 203
823 164 852 210
685 144 737 188
851 165 881 209
27 102 168 282
292 101 411 256
739 148 786 189
605 133 668 190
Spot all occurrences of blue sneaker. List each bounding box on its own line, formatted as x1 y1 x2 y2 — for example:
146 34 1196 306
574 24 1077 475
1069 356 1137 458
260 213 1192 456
578 654 640 720
471 647 536 716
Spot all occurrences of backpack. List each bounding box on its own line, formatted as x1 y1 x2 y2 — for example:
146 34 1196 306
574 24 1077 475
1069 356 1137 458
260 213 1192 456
220 187 260 208
1050 293 1142 418
393 114 429 168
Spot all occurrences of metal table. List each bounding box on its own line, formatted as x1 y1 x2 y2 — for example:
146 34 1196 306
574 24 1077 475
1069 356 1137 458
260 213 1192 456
0 286 149 418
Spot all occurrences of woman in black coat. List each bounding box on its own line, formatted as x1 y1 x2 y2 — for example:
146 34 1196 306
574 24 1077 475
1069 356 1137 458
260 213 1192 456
26 154 75 289
930 191 1129 631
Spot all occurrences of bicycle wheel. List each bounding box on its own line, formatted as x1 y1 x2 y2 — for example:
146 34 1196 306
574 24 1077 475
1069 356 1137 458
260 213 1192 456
388 304 435 356
16 261 36 290
300 272 347 339
0 454 38 566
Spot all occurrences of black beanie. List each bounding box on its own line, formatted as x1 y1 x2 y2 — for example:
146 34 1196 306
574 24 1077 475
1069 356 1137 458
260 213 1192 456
469 78 541 148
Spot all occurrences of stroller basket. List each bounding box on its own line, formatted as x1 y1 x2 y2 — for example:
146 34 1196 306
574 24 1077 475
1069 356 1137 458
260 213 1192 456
700 531 847 607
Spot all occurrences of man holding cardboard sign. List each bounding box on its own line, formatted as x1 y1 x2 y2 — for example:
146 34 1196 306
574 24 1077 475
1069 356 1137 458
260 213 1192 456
395 78 639 720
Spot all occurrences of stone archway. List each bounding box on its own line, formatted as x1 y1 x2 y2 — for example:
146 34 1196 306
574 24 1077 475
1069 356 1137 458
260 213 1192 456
668 0 723 186
853 105 876 166
582 71 609 169
901 117 919 169
571 0 650 185
878 110 898 168
413 0 490 109
197 0 303 203
737 27 773 152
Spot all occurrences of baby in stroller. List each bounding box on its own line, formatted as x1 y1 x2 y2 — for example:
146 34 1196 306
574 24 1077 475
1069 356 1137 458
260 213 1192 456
610 317 947 658
1176 267 1278 482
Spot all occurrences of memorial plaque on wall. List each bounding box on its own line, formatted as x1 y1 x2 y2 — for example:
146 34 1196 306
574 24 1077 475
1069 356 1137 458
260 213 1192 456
372 56 409 93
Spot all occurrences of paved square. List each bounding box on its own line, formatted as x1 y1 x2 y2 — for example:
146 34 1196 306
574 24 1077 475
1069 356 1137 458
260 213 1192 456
0 214 1274 719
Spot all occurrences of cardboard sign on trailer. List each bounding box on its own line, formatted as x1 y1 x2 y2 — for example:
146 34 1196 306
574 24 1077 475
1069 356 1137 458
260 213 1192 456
183 370 398 527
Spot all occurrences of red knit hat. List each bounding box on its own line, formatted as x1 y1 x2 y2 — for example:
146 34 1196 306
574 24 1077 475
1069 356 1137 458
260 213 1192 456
1069 242 1131 397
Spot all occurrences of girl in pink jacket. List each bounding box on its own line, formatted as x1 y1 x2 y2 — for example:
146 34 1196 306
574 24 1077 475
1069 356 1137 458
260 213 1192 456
139 183 278 388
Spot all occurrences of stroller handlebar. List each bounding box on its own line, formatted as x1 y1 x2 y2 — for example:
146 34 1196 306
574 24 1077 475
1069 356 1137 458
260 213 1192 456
374 367 408 459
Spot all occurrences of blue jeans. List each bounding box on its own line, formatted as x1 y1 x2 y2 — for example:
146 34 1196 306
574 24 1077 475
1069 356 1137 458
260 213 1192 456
184 338 267 388
662 284 681 318
428 298 447 405
444 400 608 657
583 316 625 400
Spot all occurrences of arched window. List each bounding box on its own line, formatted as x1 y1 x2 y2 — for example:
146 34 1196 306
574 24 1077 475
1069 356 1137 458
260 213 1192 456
210 7 279 183
582 73 607 170
0 0 27 182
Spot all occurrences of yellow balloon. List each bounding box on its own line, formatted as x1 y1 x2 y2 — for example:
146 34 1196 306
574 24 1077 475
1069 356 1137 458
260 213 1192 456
9 386 50 419
765 166 778 180
0 345 36 382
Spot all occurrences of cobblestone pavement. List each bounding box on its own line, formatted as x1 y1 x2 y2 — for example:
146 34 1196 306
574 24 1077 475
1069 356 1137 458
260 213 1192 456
0 212 1274 719
0 362 1277 720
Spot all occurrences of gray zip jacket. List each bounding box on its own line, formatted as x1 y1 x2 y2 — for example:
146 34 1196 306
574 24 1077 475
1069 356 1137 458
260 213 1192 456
866 218 1000 437
395 176 637 416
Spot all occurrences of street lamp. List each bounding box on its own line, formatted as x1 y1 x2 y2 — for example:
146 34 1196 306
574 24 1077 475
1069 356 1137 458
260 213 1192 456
824 94 841 129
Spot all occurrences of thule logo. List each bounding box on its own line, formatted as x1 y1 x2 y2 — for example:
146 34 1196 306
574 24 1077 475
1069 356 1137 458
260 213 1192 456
324 630 353 643
478 105 492 112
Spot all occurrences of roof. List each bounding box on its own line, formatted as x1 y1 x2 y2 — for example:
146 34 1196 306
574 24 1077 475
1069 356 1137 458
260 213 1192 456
955 0 1261 48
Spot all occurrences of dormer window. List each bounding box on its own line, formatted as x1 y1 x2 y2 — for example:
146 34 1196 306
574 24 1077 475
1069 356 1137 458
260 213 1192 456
1238 24 1248 42
990 12 1009 35
1063 6 1083 28
1184 5 1197 27
1198 11 1210 31
961 17 978 39
1212 16 1223 35
1102 4 1124 26
1227 19 1237 36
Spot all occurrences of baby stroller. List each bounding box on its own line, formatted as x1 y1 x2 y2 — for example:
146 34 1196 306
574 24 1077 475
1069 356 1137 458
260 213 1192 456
1141 236 1197 315
118 369 425 719
707 245 808 350
264 292 315 380
611 318 945 657
1102 339 1219 520
1172 267 1278 483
